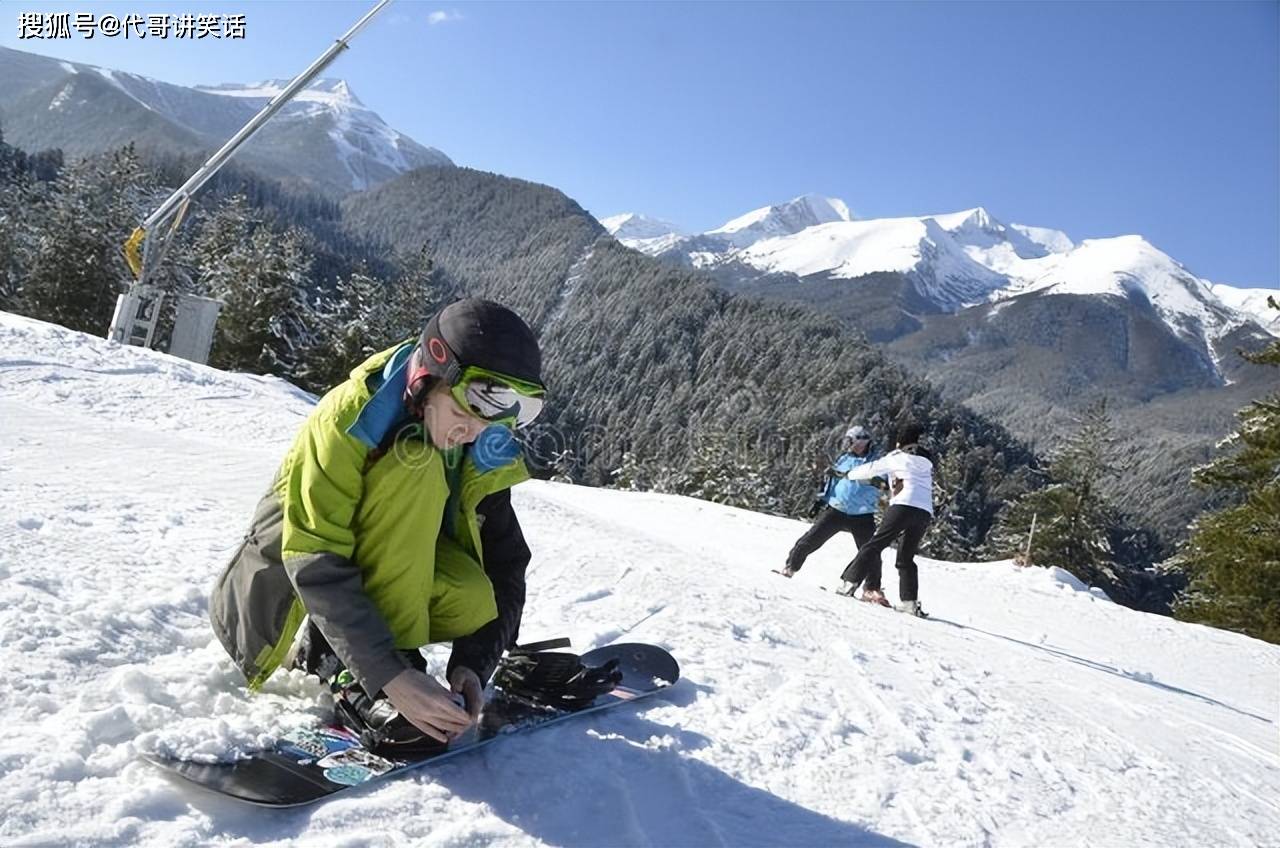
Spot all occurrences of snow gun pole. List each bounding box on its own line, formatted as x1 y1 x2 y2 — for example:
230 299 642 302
120 0 392 290
1021 511 1038 566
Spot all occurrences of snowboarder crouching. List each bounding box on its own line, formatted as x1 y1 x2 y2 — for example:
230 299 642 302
208 299 546 752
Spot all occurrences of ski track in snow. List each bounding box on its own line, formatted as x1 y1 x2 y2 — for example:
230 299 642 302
1 311 1278 847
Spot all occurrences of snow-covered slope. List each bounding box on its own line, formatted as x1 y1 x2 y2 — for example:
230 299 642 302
195 78 451 189
706 193 852 249
999 235 1246 345
2 312 1277 846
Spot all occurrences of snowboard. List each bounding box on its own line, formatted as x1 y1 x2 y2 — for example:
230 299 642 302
147 642 679 808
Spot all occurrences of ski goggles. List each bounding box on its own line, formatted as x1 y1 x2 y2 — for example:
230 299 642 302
451 366 546 429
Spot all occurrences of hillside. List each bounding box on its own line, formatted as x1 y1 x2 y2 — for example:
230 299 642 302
0 45 451 195
1 311 1277 845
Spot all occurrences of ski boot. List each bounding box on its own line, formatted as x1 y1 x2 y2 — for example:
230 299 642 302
894 600 929 618
493 638 623 711
331 670 450 758
860 588 892 607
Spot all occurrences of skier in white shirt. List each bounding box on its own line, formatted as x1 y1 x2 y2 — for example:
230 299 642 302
836 423 934 617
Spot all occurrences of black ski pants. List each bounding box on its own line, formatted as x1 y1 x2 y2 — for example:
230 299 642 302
786 507 876 580
840 504 932 601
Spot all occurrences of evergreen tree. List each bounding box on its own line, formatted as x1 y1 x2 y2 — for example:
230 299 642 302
990 400 1125 589
298 246 452 392
610 451 649 492
0 133 28 310
20 146 147 333
649 427 784 513
204 218 315 378
549 448 578 484
1172 299 1280 643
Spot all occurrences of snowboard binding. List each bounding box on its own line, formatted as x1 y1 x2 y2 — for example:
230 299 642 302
331 670 449 759
493 638 623 712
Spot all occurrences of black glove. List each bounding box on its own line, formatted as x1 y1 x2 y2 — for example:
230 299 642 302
808 498 826 518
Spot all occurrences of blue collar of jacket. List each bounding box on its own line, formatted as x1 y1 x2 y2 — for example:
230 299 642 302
346 342 523 474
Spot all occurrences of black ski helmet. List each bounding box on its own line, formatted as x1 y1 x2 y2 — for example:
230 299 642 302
407 299 543 403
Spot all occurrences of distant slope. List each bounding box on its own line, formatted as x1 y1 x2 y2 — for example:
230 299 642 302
623 195 1279 548
1 308 1277 846
341 167 1042 560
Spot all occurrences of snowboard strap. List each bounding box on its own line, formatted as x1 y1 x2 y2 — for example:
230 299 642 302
495 638 623 711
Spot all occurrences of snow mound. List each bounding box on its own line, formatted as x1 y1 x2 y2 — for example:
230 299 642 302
1 311 1277 846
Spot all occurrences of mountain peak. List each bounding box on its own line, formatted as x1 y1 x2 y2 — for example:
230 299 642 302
930 206 1004 235
707 194 852 249
601 212 686 242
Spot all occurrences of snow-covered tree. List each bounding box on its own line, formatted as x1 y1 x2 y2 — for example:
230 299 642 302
204 217 315 378
19 146 146 334
990 400 1125 588
649 428 784 514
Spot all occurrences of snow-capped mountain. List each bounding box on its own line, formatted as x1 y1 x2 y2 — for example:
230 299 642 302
599 212 687 255
705 193 852 249
607 194 853 260
0 46 451 194
735 212 1011 312
998 235 1247 346
194 78 449 190
617 194 1276 351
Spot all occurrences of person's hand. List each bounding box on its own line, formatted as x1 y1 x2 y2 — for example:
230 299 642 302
382 669 473 743
449 666 485 721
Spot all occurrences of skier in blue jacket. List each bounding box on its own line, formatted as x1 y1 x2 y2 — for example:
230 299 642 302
779 425 888 602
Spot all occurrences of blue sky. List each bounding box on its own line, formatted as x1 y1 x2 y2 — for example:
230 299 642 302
4 1 1278 287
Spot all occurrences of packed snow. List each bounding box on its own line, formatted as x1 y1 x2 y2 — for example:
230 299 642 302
1 311 1278 846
